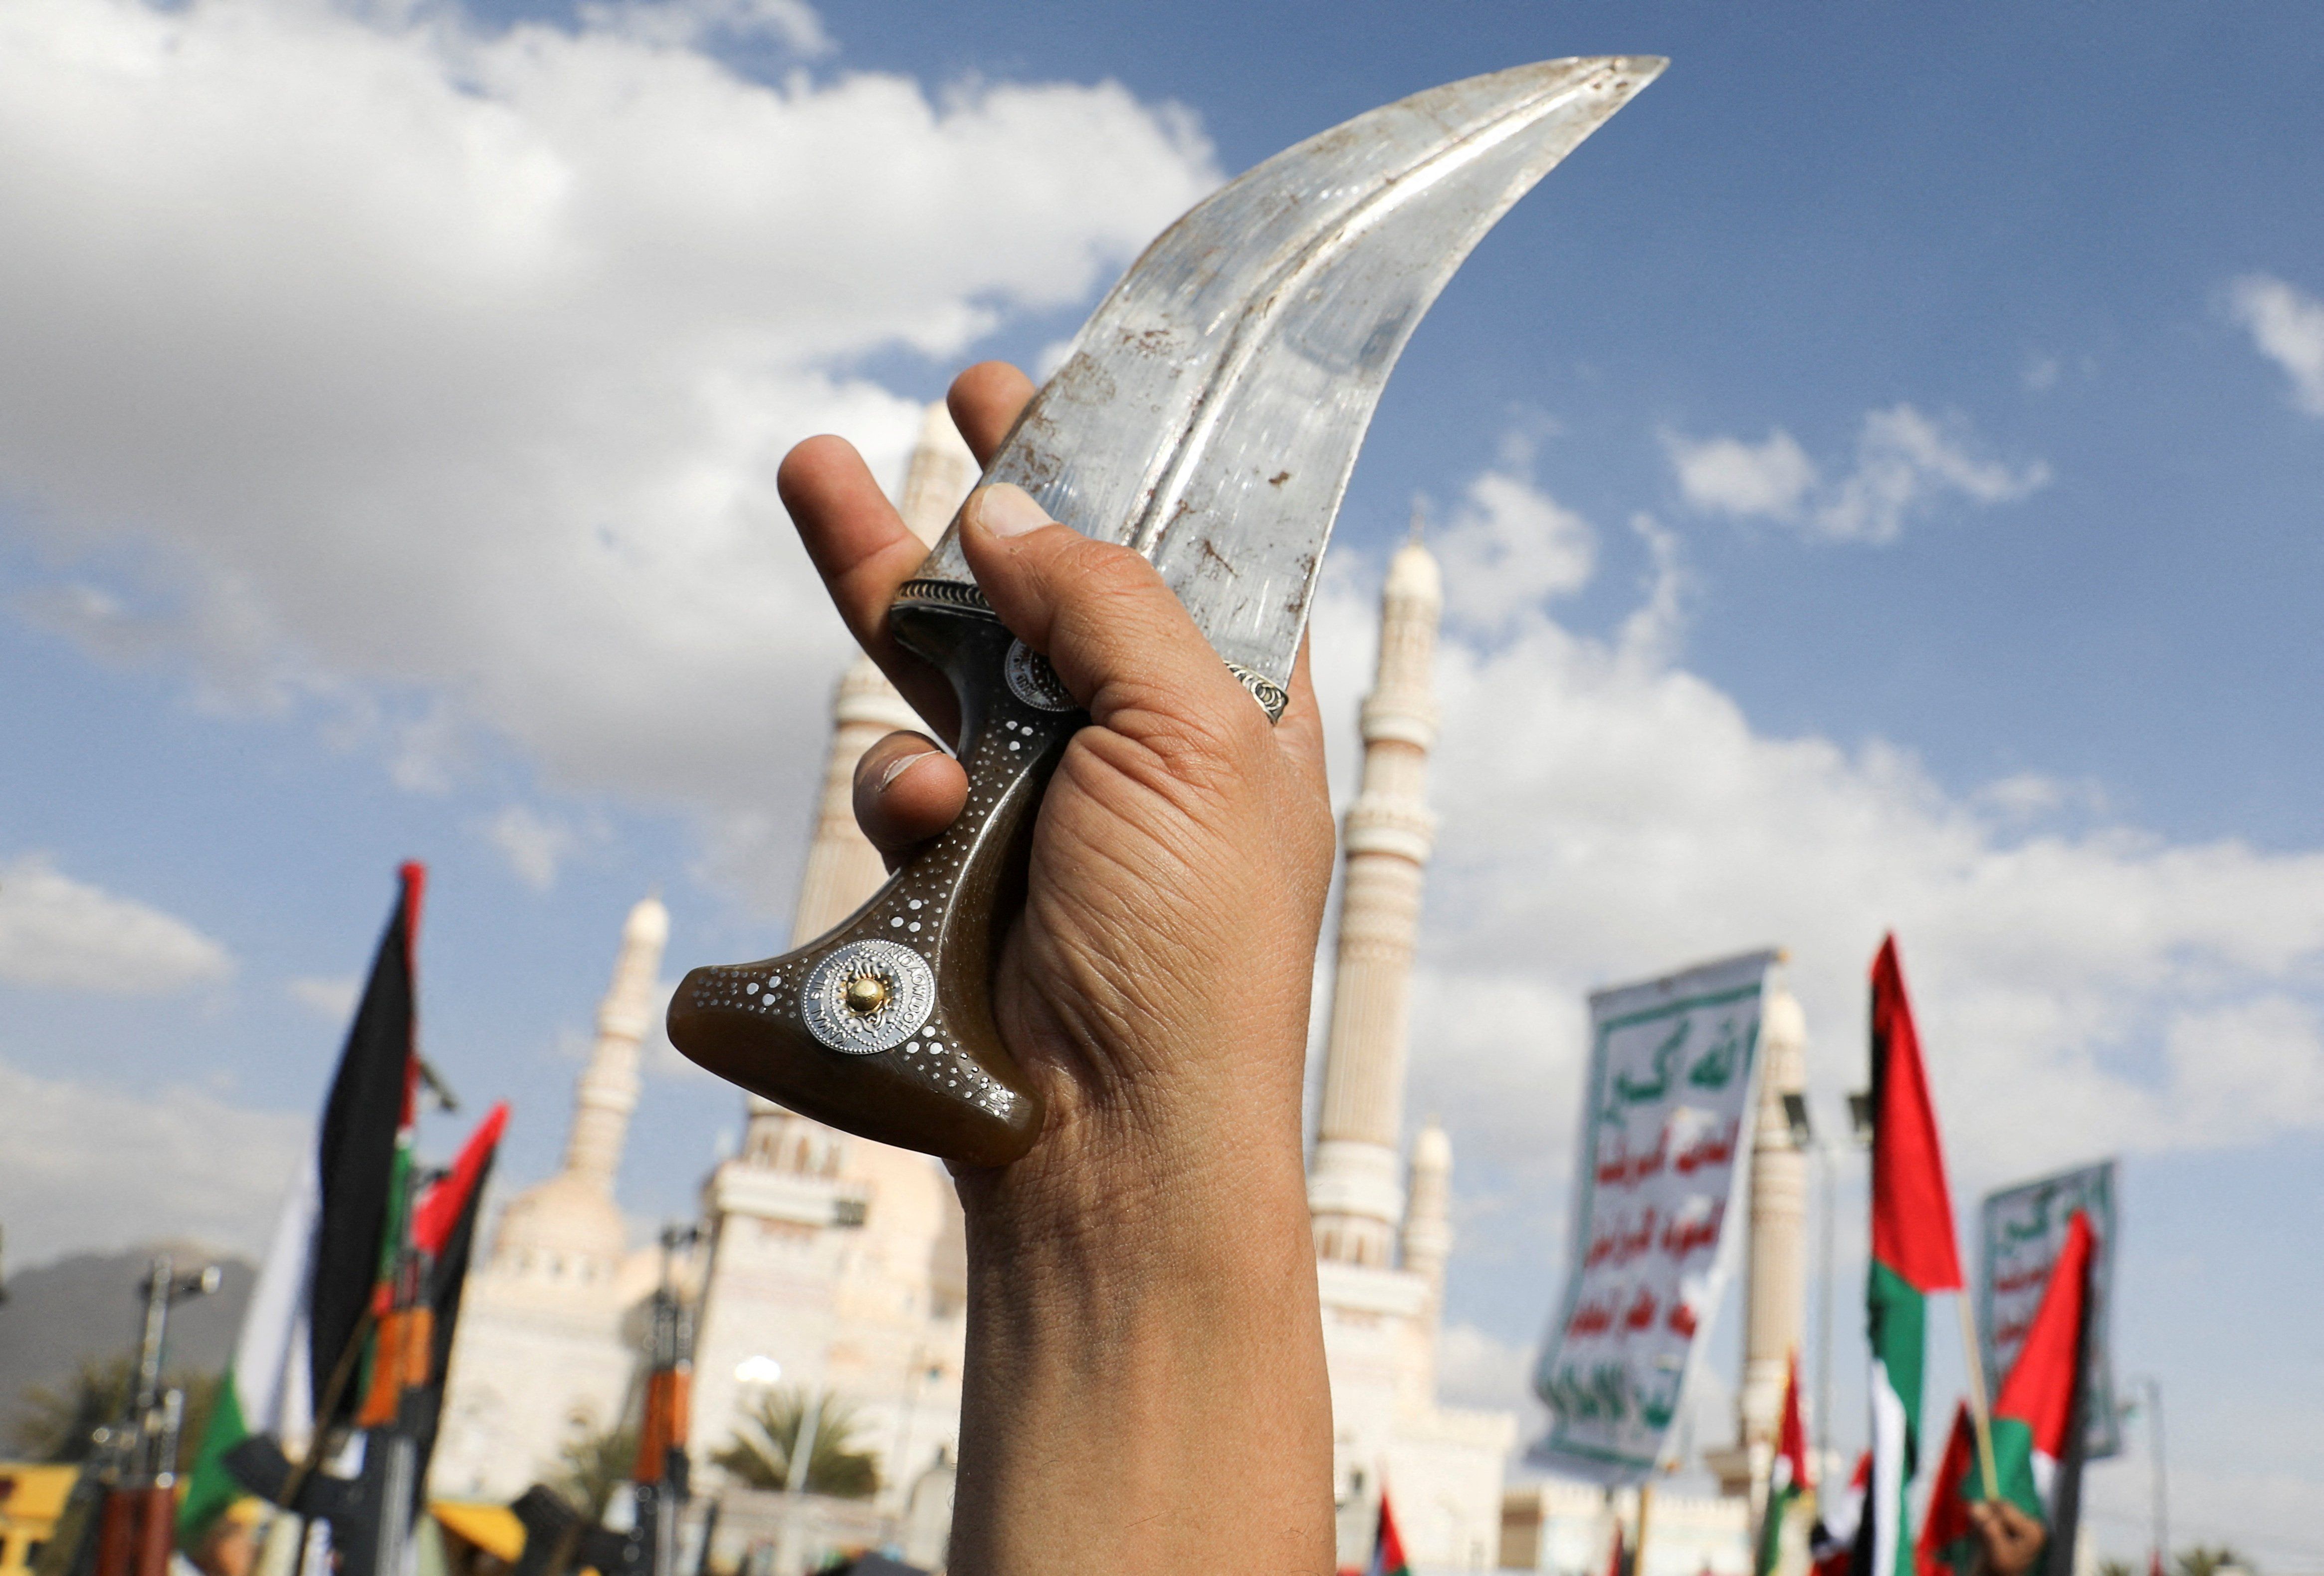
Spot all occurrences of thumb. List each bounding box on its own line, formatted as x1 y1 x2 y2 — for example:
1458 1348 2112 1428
958 483 1256 739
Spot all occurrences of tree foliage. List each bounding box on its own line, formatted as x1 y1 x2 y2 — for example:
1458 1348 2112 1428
11 1358 217 1471
2176 1548 2252 1576
552 1418 640 1522
712 1387 879 1500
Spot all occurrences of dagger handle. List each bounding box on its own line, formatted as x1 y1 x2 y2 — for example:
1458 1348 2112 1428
666 585 1073 1166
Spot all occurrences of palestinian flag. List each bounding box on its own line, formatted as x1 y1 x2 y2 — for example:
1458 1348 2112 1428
1811 1452 1870 1576
1858 936 1964 1576
1919 1213 2097 1576
403 1103 507 1508
177 1158 320 1541
1756 1352 1810 1576
1913 1406 1977 1576
1365 1486 1411 1576
179 865 426 1542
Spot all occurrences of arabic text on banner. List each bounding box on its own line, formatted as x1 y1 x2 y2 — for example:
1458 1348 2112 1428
1530 949 1777 1485
1979 1159 2121 1460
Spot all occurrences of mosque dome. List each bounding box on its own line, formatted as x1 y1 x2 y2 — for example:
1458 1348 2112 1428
489 1170 628 1280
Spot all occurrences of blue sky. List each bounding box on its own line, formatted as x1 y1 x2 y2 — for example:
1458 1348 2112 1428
2 0 2320 1562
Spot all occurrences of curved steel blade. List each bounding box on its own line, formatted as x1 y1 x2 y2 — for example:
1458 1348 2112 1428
906 55 1664 709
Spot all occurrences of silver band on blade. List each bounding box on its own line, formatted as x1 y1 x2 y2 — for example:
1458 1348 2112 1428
893 578 997 616
1228 663 1290 723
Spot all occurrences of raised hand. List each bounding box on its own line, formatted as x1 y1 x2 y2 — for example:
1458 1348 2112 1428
771 362 1339 1574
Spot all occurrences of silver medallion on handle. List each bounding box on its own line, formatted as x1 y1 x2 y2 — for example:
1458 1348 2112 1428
801 939 936 1055
1004 639 1076 712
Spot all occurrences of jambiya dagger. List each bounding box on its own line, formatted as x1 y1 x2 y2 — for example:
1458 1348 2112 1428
667 57 1665 1164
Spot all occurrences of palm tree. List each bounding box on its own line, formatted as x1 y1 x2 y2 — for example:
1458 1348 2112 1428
712 1387 879 1500
551 1418 640 1522
12 1358 218 1472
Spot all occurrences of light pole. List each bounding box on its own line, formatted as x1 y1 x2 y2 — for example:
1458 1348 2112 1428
1783 1089 1872 1484
773 1381 823 1576
2135 1375 2168 1576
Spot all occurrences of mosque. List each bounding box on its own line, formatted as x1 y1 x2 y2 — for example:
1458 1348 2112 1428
427 407 1814 1574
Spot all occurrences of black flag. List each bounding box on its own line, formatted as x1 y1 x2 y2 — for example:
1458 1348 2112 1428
310 862 423 1425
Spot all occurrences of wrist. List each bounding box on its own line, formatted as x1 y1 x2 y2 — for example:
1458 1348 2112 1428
947 1076 1335 1576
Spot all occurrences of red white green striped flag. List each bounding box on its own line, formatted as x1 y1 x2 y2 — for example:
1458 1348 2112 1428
1913 1405 1978 1576
1756 1351 1811 1576
1990 1210 2094 1514
1366 1486 1411 1576
1812 1452 1870 1576
1918 1212 2096 1576
1859 936 1964 1576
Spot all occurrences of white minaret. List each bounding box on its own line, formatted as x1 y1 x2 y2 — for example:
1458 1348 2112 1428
1722 975 1810 1507
432 894 670 1499
1396 1116 1455 1405
742 403 979 1168
567 896 666 1186
489 894 668 1277
1308 528 1442 1267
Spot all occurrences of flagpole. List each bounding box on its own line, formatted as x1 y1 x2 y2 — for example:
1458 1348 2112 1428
1952 1295 2001 1501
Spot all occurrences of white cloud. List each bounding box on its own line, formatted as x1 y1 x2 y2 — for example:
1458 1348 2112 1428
285 973 360 1020
1302 523 2324 1205
578 0 831 55
2161 994 2324 1143
0 854 234 993
0 0 1217 901
1437 1321 1544 1418
482 804 579 890
1665 405 2048 544
1432 458 1596 634
0 1051 307 1266
2229 272 2324 418
1666 428 1818 520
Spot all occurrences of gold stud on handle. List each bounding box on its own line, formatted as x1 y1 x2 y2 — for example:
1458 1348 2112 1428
843 972 890 1017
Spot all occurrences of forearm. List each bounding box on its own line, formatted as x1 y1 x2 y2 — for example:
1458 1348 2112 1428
949 1114 1336 1576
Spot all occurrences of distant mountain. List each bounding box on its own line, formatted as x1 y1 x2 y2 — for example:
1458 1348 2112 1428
0 1244 255 1452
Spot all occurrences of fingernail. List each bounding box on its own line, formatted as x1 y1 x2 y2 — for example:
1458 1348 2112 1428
877 750 937 793
970 482 1054 539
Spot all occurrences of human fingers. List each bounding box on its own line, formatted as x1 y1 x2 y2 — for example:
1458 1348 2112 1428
1272 633 1327 792
947 362 1038 466
957 483 1257 752
777 435 961 738
1969 1501 2044 1576
852 731 969 870
1994 1503 2045 1551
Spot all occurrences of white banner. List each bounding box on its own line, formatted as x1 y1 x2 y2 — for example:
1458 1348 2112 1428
1530 949 1777 1484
